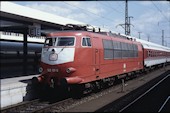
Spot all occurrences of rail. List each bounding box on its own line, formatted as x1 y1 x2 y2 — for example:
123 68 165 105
1 98 73 113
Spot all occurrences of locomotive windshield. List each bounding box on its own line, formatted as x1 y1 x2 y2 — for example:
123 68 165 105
44 37 75 47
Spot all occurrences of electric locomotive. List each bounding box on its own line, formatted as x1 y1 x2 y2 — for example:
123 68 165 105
32 25 144 95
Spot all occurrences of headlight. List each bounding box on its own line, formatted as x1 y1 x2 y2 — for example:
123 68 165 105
49 53 58 61
39 67 43 73
66 67 76 74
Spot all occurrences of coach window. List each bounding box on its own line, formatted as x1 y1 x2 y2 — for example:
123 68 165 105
151 51 153 57
155 51 157 57
150 51 152 57
82 37 91 47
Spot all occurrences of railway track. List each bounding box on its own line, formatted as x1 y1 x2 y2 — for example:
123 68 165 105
1 98 73 113
1 66 169 112
1 80 125 113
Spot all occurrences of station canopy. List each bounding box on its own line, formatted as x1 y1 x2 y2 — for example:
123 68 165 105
0 1 103 37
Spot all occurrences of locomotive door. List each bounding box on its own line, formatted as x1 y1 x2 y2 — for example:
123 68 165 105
95 48 100 75
93 37 100 75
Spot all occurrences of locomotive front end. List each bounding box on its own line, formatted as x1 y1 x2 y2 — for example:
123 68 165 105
32 35 82 88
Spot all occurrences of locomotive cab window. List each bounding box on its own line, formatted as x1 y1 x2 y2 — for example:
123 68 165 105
44 37 75 47
82 37 91 47
56 37 75 46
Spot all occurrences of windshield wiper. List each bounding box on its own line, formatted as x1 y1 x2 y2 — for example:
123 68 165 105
58 41 73 54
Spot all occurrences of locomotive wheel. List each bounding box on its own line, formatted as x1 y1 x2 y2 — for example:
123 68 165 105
31 77 45 98
59 85 69 97
70 84 84 99
33 83 51 99
93 81 103 93
32 77 39 85
58 78 69 97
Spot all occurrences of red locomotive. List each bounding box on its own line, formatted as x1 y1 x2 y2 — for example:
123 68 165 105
32 25 170 96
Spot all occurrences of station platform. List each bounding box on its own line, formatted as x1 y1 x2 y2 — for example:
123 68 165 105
0 74 39 108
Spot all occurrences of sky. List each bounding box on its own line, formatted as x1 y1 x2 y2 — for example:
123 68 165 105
13 1 170 47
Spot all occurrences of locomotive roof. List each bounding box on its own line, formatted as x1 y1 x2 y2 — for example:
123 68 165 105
48 30 128 39
47 30 170 52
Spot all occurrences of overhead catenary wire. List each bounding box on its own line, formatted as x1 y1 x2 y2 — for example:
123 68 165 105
63 1 169 47
151 1 170 22
125 3 169 45
99 2 125 14
93 2 125 28
151 1 170 47
63 2 114 23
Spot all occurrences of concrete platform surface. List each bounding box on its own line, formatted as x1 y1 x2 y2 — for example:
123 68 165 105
1 74 39 108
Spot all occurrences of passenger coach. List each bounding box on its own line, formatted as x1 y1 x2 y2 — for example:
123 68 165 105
133 38 170 68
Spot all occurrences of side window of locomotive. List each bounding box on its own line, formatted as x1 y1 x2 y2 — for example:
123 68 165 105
134 44 138 57
87 38 91 46
122 42 130 58
82 38 86 46
44 38 53 47
103 39 114 59
113 41 122 59
82 37 91 47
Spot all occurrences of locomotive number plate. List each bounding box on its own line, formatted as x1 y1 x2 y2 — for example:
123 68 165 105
47 68 59 72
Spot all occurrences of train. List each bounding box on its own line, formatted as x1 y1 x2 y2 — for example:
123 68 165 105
0 32 44 53
32 25 170 96
0 32 44 78
0 41 43 52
